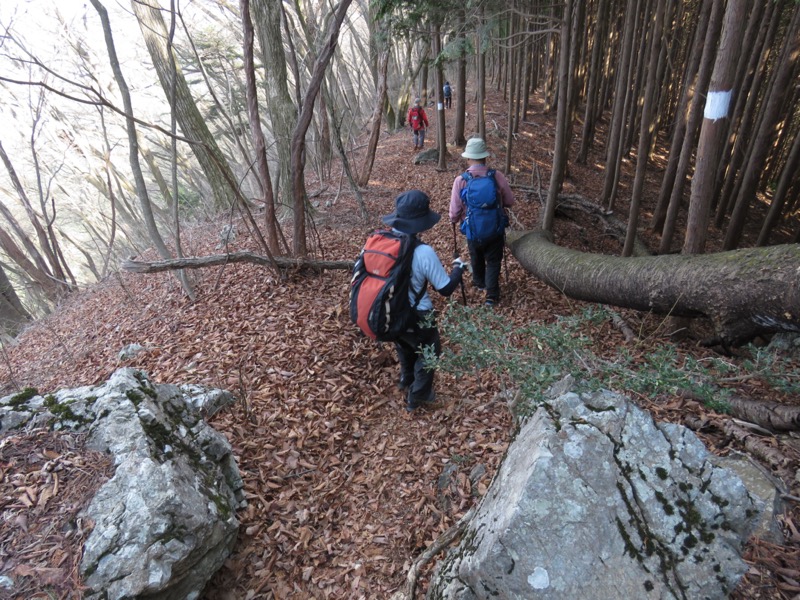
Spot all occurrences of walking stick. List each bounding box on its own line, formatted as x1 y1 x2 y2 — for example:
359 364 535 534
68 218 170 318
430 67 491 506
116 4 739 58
503 231 509 284
452 222 468 306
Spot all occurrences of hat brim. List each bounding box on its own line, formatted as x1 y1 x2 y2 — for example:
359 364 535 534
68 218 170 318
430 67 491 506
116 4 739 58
461 150 490 159
382 210 441 234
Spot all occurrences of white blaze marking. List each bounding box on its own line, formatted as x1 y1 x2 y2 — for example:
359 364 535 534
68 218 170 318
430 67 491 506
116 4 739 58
704 90 732 121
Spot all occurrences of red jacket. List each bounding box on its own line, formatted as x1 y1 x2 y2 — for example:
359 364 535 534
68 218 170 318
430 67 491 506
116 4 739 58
407 106 428 131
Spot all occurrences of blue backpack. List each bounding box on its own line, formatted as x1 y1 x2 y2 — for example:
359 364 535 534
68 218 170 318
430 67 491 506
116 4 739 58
459 170 507 243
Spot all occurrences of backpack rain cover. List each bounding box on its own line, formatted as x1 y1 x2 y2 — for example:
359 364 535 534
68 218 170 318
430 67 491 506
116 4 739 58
459 170 507 244
350 230 419 341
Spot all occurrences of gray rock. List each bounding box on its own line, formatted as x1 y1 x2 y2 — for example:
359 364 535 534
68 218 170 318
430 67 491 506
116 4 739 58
428 390 764 600
413 147 440 165
713 453 785 544
118 343 147 361
0 368 243 600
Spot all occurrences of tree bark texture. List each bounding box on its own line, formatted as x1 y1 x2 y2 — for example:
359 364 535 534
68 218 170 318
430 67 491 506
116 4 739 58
624 0 667 257
658 0 725 253
0 264 31 336
240 0 280 253
431 23 447 171
509 230 800 346
131 0 237 212
683 0 747 255
601 0 638 210
290 0 354 256
722 4 800 250
251 0 297 213
91 0 173 265
757 124 800 246
359 27 390 187
542 0 572 232
649 0 713 234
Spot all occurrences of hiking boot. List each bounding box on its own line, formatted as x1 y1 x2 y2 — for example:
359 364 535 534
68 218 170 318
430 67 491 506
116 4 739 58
405 389 436 412
398 374 413 390
485 299 496 308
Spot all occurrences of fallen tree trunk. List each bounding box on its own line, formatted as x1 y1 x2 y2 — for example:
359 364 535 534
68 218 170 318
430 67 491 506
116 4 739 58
508 230 800 346
122 253 355 273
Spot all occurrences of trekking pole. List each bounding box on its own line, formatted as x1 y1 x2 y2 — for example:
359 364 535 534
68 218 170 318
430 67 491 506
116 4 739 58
452 222 468 306
503 231 509 284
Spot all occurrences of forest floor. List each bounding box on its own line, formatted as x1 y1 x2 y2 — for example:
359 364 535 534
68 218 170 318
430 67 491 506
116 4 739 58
1 87 799 600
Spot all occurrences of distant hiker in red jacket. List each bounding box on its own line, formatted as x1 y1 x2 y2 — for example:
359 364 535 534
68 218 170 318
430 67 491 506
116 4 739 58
407 98 429 151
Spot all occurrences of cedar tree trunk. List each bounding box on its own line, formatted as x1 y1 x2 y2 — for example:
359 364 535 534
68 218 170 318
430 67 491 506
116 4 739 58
509 230 800 346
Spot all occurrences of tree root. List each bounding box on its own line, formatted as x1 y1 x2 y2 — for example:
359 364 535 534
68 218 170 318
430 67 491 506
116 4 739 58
679 390 800 433
724 395 800 432
389 505 477 600
684 415 792 476
607 309 637 342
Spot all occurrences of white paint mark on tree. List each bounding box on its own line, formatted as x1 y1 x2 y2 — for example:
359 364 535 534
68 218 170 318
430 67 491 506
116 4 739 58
704 91 732 121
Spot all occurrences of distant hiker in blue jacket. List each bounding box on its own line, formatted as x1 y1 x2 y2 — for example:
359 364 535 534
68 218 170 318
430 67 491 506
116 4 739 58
443 81 452 109
449 138 515 307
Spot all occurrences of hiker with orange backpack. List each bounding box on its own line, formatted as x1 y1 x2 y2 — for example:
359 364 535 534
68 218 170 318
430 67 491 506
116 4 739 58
407 98 429 151
350 190 467 412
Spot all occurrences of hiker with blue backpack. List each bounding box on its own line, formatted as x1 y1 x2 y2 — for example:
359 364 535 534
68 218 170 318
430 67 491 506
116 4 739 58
449 137 515 307
350 190 467 412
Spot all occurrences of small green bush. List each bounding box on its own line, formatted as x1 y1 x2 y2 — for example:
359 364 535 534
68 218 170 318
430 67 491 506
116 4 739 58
425 304 798 417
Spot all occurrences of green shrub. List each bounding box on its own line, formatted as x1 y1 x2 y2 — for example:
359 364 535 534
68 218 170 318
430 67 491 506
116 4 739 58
425 304 798 417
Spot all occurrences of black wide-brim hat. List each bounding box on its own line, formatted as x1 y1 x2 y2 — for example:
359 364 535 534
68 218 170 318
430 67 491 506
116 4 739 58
382 190 441 234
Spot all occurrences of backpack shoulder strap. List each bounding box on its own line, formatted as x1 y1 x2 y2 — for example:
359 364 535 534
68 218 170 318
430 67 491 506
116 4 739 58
461 171 473 182
407 236 425 309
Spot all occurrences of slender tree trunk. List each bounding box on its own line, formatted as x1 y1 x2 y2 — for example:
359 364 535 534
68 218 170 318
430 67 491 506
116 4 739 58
252 0 298 215
432 22 447 171
713 0 774 224
90 0 173 267
130 0 237 213
757 125 800 246
359 22 390 187
290 0 354 256
453 9 467 147
722 5 800 250
241 0 280 253
658 0 725 252
601 0 638 210
477 6 487 140
650 0 713 233
0 264 30 336
714 1 779 228
577 0 610 164
504 10 518 176
624 0 667 257
542 0 573 232
164 0 195 301
683 0 748 255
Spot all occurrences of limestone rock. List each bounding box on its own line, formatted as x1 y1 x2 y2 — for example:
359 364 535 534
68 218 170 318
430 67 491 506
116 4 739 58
0 368 244 600
428 390 764 600
118 343 147 361
413 147 439 165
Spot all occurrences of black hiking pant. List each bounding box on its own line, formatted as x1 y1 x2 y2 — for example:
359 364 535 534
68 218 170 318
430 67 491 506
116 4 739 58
394 311 441 408
468 234 504 302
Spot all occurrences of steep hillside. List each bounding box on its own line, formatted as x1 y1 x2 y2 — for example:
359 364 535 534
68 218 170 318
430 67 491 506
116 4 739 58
1 89 798 599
